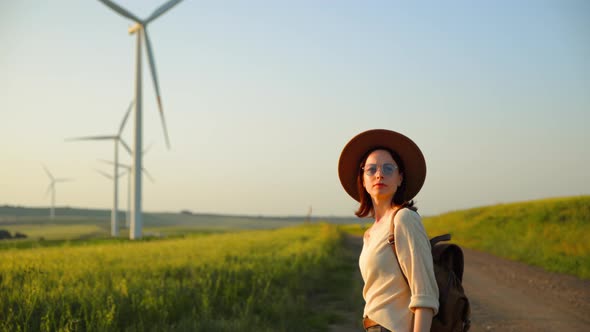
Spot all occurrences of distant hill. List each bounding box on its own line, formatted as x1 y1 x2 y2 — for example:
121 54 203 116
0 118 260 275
422 195 590 279
0 205 361 227
0 205 361 243
0 206 109 220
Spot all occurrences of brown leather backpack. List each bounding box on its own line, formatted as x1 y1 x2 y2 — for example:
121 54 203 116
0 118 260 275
388 208 471 332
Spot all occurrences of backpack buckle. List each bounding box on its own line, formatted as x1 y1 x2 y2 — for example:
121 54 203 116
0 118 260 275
387 234 395 245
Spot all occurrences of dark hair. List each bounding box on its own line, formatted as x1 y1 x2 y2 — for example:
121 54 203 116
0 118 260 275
354 147 417 218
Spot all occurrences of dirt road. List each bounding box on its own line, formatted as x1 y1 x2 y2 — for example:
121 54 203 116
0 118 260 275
464 247 590 332
333 235 590 332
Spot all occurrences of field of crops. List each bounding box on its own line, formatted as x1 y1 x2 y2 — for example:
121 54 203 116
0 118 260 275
0 224 352 331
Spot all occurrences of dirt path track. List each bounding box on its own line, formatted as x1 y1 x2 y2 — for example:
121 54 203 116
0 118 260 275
333 235 590 332
464 247 590 332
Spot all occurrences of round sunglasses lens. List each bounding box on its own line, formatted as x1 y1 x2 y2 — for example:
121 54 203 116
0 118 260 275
383 164 395 175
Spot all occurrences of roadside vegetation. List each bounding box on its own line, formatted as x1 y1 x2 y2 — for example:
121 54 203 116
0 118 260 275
422 196 590 279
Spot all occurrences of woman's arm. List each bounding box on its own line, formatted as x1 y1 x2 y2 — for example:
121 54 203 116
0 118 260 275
394 210 439 315
413 307 433 332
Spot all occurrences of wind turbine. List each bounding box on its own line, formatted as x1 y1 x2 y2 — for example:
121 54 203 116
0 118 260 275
98 155 155 230
98 0 182 239
42 165 72 220
65 101 134 237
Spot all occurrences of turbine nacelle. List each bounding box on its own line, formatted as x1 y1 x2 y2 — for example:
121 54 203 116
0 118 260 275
128 23 142 35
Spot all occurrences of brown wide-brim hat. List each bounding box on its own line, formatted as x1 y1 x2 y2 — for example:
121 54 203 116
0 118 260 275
338 129 426 202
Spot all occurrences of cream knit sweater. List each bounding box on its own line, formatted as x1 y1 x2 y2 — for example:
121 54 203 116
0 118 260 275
359 208 439 332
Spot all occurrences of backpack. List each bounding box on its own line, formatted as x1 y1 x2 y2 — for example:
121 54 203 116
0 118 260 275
388 208 471 332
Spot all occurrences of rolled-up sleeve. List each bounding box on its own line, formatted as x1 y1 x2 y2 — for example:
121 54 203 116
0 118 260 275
394 209 439 315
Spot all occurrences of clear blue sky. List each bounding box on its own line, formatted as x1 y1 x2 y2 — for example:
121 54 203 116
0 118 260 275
1 0 589 217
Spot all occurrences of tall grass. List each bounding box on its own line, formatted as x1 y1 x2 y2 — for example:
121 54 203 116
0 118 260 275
422 196 590 279
0 224 345 331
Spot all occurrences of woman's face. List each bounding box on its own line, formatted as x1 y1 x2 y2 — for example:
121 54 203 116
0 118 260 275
362 149 403 201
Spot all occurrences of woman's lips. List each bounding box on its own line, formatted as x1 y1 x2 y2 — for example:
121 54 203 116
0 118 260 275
373 183 386 188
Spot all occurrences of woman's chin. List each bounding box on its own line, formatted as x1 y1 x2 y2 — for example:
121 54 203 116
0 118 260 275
371 191 395 201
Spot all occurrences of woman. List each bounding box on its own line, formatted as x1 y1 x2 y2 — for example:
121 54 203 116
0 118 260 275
338 129 439 332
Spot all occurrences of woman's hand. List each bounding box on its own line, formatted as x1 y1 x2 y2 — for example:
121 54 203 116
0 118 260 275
413 307 434 332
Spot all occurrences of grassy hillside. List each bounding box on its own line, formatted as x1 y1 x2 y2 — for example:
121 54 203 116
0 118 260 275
422 196 590 279
0 224 356 332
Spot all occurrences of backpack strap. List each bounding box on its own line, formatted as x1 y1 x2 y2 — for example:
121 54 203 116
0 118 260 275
387 206 403 245
430 233 452 247
386 201 412 244
387 207 410 286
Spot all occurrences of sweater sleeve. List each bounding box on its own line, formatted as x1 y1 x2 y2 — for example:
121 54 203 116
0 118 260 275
393 208 439 315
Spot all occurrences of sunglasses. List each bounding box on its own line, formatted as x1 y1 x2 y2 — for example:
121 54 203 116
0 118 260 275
362 163 398 177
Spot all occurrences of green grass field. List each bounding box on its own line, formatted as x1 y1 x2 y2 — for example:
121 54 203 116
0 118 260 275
0 224 360 332
422 196 590 279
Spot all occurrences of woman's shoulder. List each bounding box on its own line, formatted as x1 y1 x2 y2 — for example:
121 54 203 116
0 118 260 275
393 207 422 228
396 207 421 219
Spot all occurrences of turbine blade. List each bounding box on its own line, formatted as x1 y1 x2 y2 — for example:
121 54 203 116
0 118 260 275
118 100 134 136
45 184 52 197
143 28 171 149
98 159 131 169
157 107 171 150
42 164 54 180
94 169 113 180
142 168 155 183
119 138 132 155
98 0 142 23
55 178 74 183
65 135 117 141
146 0 183 24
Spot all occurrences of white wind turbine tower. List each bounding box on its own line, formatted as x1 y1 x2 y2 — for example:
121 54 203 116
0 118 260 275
98 0 182 240
42 165 73 220
65 101 134 237
94 168 127 231
97 157 155 229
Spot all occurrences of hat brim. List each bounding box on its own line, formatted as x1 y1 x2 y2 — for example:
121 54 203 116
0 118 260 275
338 129 426 202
